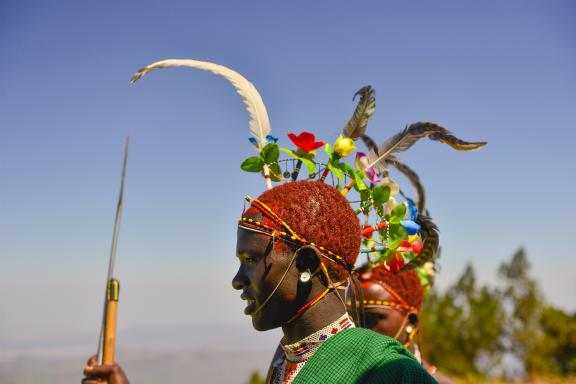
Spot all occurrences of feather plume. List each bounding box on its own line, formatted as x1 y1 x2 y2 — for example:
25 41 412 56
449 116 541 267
367 122 487 170
342 86 376 140
361 133 390 177
399 214 439 272
130 59 271 151
361 134 379 154
386 156 426 213
428 132 487 151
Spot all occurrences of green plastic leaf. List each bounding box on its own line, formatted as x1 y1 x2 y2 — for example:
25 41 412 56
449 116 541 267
279 148 316 173
336 161 356 178
261 143 279 163
360 190 371 204
324 143 333 161
386 223 406 245
354 171 367 191
241 156 264 172
372 186 391 205
295 148 316 159
268 163 282 182
328 162 344 185
300 158 316 173
390 203 407 224
279 147 298 158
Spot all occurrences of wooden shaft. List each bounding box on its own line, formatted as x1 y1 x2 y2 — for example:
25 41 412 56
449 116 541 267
341 180 356 196
103 279 120 365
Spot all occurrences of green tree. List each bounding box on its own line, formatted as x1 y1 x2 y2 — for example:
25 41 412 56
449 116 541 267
244 370 266 384
421 264 506 377
526 306 576 376
498 247 543 371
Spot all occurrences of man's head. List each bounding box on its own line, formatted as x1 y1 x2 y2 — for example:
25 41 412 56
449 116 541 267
232 181 361 331
354 264 424 344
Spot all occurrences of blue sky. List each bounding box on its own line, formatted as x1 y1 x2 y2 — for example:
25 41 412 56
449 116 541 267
0 0 575 349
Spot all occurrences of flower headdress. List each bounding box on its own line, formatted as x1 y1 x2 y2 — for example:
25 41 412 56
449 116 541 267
130 59 486 274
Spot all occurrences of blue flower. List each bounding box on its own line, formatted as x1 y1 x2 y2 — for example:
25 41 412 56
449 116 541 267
266 135 279 143
407 200 419 221
401 220 421 235
248 137 258 146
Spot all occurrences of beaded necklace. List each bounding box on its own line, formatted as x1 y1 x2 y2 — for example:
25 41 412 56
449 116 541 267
269 313 354 384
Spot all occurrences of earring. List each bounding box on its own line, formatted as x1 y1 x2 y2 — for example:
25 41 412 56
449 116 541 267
299 270 312 283
405 325 414 334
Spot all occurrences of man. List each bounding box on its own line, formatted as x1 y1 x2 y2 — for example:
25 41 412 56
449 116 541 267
356 264 453 384
83 181 436 383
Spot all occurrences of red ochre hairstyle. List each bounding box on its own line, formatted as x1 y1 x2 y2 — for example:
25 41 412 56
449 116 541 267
243 181 361 282
360 264 424 312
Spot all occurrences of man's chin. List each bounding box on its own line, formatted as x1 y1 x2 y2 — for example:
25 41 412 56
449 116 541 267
250 314 279 332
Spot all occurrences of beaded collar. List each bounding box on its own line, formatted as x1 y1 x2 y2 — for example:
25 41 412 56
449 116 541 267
280 313 354 363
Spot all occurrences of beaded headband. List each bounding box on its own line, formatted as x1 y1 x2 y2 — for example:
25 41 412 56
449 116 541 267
361 280 419 314
129 59 486 273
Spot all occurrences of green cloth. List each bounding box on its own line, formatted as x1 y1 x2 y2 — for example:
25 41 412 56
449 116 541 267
293 328 437 383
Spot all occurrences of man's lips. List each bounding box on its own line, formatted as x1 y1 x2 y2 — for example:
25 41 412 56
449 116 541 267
241 293 257 315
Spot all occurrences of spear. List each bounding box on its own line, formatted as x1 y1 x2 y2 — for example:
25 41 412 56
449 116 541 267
96 137 129 370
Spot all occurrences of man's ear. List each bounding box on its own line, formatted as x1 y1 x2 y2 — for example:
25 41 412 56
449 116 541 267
295 245 322 274
408 312 419 326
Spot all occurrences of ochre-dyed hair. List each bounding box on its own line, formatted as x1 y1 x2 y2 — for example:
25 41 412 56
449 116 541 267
244 181 361 282
361 264 424 312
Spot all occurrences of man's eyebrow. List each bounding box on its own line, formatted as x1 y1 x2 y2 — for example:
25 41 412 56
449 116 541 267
236 250 254 260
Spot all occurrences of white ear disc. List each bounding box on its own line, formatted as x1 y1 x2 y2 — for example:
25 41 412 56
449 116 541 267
300 271 311 283
405 325 414 334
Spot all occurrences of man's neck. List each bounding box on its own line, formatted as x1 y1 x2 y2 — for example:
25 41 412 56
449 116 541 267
281 291 348 344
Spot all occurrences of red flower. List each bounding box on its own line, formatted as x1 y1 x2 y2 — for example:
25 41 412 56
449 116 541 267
397 240 414 253
412 243 424 254
288 132 325 152
383 251 405 273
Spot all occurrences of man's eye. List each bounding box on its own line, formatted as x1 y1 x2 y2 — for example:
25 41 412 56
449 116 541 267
245 257 258 264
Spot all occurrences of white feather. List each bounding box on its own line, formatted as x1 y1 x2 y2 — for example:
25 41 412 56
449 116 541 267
130 59 271 151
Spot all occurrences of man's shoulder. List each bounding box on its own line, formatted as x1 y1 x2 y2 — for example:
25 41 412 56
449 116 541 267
327 327 414 360
293 328 438 383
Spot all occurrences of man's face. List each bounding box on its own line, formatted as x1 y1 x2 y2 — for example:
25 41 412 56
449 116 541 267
361 282 411 344
232 226 300 331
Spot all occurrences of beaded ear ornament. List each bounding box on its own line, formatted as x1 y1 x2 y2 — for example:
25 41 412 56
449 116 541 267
130 59 487 273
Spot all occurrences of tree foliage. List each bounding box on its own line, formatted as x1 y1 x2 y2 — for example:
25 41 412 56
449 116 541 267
244 369 266 384
420 248 576 380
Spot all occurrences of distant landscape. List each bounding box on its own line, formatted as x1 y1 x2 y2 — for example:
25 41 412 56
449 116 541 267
0 325 281 384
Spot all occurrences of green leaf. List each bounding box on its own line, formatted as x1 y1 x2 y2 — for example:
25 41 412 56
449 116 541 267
279 148 316 173
295 148 316 160
372 186 391 205
241 156 264 172
386 223 406 244
390 203 407 224
279 147 298 158
268 163 282 182
324 143 333 161
300 158 316 173
354 171 367 191
336 161 356 178
328 162 344 184
261 143 279 163
360 190 371 204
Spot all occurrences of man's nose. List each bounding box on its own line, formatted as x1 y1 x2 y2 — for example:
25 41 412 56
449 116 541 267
232 267 247 291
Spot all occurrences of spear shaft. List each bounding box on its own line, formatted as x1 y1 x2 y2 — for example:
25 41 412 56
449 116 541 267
97 137 129 366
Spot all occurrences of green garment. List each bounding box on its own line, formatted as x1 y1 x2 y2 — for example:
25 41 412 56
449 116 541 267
293 328 437 383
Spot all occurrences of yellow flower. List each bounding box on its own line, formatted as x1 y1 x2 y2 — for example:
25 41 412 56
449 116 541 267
408 235 419 244
334 135 355 157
